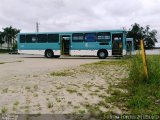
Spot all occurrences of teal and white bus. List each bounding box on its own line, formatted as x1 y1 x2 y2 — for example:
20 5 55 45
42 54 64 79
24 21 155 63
18 30 127 59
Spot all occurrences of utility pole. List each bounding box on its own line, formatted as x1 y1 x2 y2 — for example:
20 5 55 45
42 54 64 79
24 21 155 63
36 22 40 33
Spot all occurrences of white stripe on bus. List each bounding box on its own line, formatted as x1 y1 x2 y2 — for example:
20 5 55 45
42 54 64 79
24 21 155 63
18 50 61 55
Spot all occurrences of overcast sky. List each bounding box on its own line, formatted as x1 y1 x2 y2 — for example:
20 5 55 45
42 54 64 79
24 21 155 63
0 0 160 42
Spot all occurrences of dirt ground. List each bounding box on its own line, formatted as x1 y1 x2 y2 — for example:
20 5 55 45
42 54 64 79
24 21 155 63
0 54 128 117
0 54 105 80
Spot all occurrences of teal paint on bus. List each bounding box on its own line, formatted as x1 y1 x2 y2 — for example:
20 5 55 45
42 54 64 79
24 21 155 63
71 42 112 50
18 43 60 50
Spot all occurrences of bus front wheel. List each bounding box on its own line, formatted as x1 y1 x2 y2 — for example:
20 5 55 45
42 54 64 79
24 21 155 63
97 50 108 59
45 50 54 58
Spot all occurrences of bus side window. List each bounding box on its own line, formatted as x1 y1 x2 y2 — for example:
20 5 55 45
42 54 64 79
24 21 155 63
48 34 59 43
72 33 84 42
97 32 110 42
26 34 38 43
37 34 47 43
20 35 26 43
85 33 96 42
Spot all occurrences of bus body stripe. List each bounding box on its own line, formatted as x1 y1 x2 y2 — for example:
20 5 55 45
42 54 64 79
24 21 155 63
70 50 112 56
18 50 60 55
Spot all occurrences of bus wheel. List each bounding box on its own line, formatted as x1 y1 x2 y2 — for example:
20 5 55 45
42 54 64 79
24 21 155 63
45 50 54 58
97 50 108 59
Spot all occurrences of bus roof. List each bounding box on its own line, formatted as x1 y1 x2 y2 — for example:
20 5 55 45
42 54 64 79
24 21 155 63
19 29 126 35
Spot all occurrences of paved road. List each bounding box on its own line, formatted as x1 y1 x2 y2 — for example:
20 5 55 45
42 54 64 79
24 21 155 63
0 54 113 80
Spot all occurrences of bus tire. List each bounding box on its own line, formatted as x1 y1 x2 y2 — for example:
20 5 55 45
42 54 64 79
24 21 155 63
97 50 108 59
45 49 54 58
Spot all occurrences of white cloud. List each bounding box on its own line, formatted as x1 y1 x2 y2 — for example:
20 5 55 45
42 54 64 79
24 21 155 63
0 0 159 42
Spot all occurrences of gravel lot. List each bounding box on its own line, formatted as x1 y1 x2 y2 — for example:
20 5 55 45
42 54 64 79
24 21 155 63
0 54 107 81
0 54 128 117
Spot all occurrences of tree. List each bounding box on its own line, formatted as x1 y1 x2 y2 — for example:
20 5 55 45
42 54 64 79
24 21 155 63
127 23 157 49
2 26 20 50
145 29 157 49
0 32 5 49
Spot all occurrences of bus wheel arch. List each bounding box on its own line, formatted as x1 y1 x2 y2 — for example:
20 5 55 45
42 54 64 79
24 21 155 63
45 49 54 58
97 49 108 59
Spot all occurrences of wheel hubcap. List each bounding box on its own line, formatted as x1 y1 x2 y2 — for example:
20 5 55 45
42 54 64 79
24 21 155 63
47 51 52 57
100 52 105 57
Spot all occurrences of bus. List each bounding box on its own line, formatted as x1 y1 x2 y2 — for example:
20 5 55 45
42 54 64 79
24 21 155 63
18 30 127 59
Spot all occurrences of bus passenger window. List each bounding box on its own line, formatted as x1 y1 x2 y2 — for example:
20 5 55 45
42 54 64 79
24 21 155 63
97 32 110 42
37 34 47 43
26 35 37 43
32 37 38 43
48 34 59 43
85 33 96 42
72 33 84 42
20 35 26 43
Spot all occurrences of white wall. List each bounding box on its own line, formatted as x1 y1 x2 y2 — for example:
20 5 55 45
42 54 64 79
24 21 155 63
128 49 160 55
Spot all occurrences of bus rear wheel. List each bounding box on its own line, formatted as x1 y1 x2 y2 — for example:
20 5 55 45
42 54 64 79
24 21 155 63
97 50 108 59
45 50 54 58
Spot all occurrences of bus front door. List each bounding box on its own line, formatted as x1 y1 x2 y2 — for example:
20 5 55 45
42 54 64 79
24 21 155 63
61 35 71 55
112 34 123 56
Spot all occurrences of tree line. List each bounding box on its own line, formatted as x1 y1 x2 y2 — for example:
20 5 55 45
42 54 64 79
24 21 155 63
127 23 157 49
0 26 20 50
0 23 158 51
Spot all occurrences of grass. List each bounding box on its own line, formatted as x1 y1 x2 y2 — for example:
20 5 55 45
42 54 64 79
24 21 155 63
20 105 29 110
2 88 8 93
13 106 17 111
13 101 20 111
126 55 160 114
77 92 83 96
1 107 8 114
80 69 89 73
55 98 61 103
0 49 10 54
85 104 102 118
43 90 46 93
74 106 80 109
83 83 93 90
46 98 49 101
94 89 100 93
33 93 38 97
25 86 31 90
47 101 53 108
0 61 23 65
78 110 86 114
16 60 23 63
33 75 38 77
81 60 127 66
50 70 75 76
33 85 38 91
68 101 72 105
14 101 19 106
66 87 77 94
